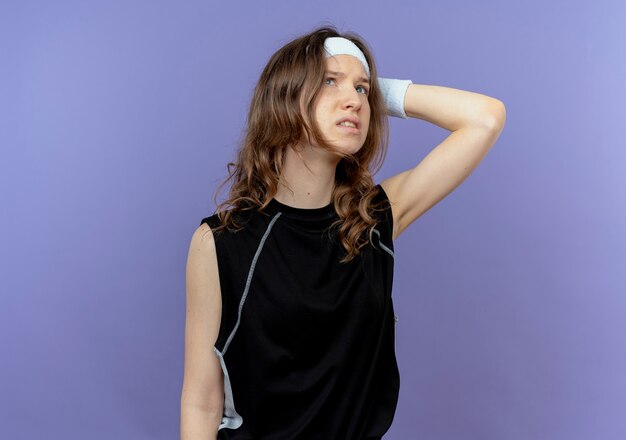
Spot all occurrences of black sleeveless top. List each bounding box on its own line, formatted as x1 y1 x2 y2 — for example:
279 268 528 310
200 184 400 440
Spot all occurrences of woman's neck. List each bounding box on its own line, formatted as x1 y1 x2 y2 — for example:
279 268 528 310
273 144 339 209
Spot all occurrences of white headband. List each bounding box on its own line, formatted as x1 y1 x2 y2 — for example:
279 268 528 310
323 37 371 79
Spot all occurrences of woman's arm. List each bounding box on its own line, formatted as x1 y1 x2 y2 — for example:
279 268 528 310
180 223 225 440
403 83 505 131
381 83 506 240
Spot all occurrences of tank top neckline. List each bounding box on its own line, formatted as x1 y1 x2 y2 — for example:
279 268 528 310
265 196 337 223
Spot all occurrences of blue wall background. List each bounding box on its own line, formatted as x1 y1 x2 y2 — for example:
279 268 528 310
1 0 625 439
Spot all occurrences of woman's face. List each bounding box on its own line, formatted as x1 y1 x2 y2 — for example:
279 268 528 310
309 54 371 155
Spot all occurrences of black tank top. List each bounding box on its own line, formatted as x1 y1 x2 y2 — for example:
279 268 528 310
200 183 400 440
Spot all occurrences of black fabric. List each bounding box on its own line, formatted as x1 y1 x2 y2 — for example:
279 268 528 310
201 183 399 440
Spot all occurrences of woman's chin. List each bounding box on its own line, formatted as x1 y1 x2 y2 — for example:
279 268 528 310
334 142 364 155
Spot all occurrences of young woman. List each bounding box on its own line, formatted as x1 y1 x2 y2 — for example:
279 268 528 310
181 26 505 440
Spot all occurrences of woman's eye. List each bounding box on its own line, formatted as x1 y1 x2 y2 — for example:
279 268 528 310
325 78 336 86
356 85 369 95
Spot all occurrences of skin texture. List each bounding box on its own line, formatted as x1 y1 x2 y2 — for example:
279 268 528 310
273 54 371 208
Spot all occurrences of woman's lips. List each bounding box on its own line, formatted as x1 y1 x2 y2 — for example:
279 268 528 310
336 123 360 134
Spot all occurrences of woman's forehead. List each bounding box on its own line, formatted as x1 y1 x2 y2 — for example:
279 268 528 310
324 55 369 79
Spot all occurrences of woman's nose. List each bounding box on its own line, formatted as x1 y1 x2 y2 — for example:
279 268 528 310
339 85 361 110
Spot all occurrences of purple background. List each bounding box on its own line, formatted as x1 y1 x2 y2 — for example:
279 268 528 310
2 1 625 439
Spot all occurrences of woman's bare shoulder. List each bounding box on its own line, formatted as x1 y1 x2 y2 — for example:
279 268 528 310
189 222 216 258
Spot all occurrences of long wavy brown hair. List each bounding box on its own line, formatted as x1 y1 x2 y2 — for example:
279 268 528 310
210 25 391 263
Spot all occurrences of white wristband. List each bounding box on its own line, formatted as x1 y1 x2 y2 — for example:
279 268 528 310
377 77 412 119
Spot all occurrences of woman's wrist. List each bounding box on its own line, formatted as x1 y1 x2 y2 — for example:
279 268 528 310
377 77 413 119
